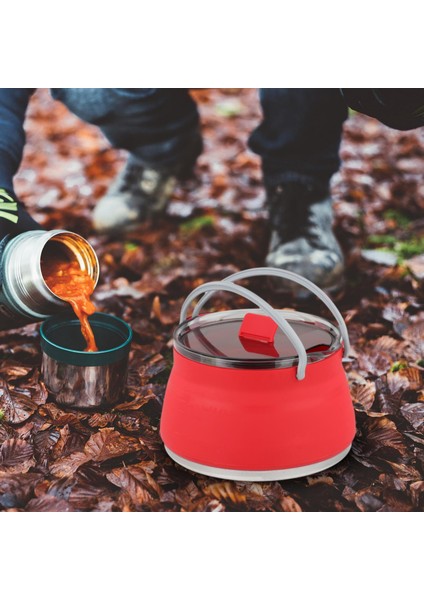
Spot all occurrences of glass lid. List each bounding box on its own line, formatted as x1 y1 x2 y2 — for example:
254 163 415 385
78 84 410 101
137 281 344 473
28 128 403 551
174 309 341 369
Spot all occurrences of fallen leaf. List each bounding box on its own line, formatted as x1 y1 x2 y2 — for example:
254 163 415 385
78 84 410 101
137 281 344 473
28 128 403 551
0 379 38 424
384 461 422 481
0 473 43 509
87 413 116 428
405 254 424 280
84 428 140 462
375 373 409 414
356 350 392 377
204 482 246 505
280 495 303 512
113 395 152 411
355 491 384 512
107 467 156 508
33 429 60 459
410 481 424 507
26 495 74 512
0 423 17 445
0 439 35 474
400 404 424 431
49 451 90 478
350 380 376 412
0 363 32 381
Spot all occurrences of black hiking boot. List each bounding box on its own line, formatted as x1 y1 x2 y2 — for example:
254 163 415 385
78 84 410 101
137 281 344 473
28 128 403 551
265 182 344 296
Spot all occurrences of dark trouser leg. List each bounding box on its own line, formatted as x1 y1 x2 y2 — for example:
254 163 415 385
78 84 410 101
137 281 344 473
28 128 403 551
249 89 348 293
248 89 348 190
51 88 201 169
51 89 202 234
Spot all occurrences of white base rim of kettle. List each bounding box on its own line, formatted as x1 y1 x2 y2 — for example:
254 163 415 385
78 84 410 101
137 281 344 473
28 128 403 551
165 445 352 482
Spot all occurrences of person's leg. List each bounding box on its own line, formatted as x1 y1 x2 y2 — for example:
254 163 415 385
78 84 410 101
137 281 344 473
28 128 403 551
249 88 347 189
52 89 202 233
53 88 201 169
248 89 348 294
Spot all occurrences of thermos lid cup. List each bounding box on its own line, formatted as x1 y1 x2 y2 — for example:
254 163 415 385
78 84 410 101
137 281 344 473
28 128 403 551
40 312 132 367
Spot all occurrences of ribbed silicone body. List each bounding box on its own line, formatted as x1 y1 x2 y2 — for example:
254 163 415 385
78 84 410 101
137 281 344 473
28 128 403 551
160 348 355 472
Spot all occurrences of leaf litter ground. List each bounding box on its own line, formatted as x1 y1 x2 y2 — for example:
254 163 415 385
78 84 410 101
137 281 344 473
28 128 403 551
1 89 423 512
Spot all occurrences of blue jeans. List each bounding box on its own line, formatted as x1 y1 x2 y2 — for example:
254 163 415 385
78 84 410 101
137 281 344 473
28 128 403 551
53 88 348 189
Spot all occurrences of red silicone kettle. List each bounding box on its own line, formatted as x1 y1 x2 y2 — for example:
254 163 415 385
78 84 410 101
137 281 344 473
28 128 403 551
160 267 355 481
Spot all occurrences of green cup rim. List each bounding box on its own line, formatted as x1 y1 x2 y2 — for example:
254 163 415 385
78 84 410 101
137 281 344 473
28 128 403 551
40 311 133 366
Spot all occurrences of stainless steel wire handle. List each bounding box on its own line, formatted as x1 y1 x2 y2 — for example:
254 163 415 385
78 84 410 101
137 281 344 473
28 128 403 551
179 280 309 380
192 267 351 359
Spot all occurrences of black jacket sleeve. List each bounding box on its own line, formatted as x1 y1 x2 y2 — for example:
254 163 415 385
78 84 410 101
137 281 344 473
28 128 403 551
340 89 424 131
0 89 42 239
0 88 35 190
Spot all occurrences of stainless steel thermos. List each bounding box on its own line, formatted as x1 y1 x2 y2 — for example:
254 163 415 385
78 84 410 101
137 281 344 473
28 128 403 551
0 229 99 330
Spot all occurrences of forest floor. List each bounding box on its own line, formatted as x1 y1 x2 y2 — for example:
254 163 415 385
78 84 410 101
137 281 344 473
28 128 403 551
1 89 423 511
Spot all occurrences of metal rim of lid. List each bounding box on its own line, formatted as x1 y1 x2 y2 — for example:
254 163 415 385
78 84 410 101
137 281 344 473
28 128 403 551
174 308 342 370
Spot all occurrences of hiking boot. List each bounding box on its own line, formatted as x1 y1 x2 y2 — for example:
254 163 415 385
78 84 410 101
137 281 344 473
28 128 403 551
265 182 344 296
92 137 202 234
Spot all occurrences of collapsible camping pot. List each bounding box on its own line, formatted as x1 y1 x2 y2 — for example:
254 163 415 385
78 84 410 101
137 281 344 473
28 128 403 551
160 267 356 481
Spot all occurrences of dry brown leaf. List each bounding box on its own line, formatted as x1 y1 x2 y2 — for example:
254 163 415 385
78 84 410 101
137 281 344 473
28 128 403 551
0 423 17 445
0 473 43 509
204 482 247 505
401 320 424 347
385 461 422 481
107 467 155 507
405 254 424 280
400 367 423 390
350 380 376 412
0 379 38 424
0 438 35 474
400 403 424 431
375 372 409 415
367 417 406 453
409 481 424 508
354 491 383 512
49 451 90 478
38 403 81 426
50 424 71 460
87 412 116 428
151 295 162 321
307 475 334 486
113 394 155 411
68 482 115 511
373 336 405 355
280 495 303 512
382 303 409 323
0 363 33 381
26 495 74 512
33 429 60 458
138 354 168 380
84 428 141 462
356 350 392 377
